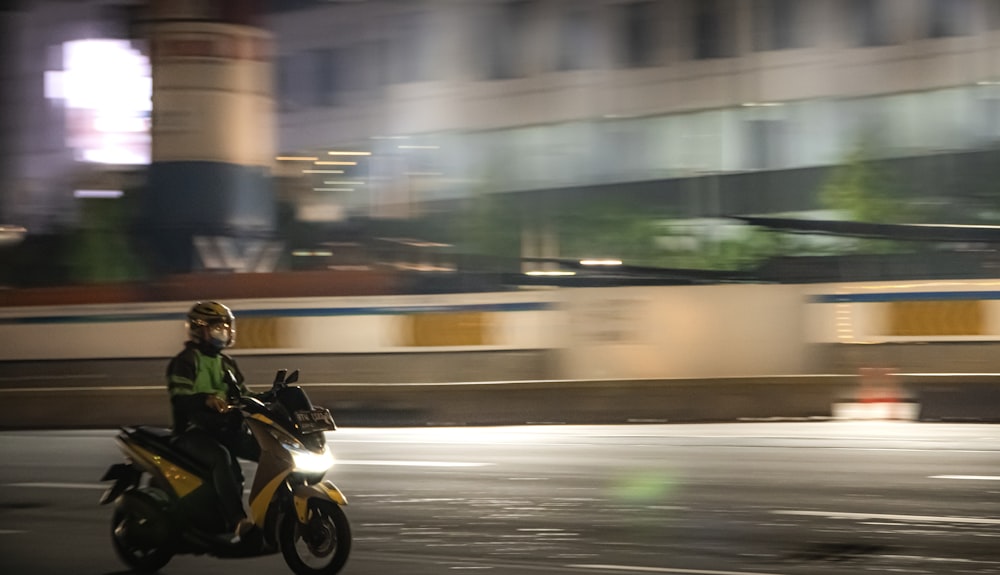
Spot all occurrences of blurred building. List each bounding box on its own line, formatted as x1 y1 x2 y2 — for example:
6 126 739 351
3 0 1000 275
267 1 1000 221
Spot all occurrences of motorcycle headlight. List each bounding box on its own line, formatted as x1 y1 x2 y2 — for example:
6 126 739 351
288 444 334 473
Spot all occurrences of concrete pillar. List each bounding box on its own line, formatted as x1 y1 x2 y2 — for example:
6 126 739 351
141 0 277 273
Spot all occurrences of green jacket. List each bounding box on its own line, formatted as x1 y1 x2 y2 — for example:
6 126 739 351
167 342 249 432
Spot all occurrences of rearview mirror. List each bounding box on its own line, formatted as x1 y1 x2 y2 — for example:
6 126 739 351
273 369 288 385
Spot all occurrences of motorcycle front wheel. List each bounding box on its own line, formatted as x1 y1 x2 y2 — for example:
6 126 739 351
279 499 351 575
110 505 174 573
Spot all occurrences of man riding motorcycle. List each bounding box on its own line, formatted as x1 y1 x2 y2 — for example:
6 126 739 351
167 301 258 542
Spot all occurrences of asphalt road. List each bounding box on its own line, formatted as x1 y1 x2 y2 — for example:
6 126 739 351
4 422 1000 575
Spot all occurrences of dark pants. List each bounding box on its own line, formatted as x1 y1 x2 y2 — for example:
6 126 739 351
173 426 260 528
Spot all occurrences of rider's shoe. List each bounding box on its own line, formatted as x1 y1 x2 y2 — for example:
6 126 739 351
215 517 255 545
232 517 256 543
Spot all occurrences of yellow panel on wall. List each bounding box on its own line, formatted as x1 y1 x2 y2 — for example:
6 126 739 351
231 317 287 349
887 300 983 336
404 312 492 346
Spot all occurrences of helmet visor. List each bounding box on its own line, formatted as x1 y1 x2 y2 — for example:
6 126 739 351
207 321 235 348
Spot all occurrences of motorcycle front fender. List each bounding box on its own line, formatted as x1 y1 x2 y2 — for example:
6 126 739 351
99 463 141 505
292 481 347 524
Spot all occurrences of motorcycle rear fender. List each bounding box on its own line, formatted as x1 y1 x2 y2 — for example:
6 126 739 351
292 480 348 524
99 463 141 505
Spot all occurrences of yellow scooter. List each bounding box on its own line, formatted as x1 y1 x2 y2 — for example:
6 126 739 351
100 369 350 574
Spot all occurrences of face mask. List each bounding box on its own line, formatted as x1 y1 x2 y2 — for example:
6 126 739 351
207 322 234 349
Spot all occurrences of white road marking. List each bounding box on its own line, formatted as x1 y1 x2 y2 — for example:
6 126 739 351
6 482 107 490
5 459 491 492
569 564 784 575
930 475 1000 481
0 374 106 382
0 529 26 535
0 386 163 394
772 509 1000 525
336 459 491 467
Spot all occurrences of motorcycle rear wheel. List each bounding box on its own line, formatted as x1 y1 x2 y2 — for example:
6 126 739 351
110 505 175 573
279 500 351 575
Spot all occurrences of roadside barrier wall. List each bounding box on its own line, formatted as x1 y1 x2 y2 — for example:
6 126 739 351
5 280 1000 427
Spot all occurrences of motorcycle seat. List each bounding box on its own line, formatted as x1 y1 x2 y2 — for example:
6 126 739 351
130 426 210 477
134 426 173 440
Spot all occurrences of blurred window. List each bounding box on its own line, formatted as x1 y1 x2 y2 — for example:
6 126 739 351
691 0 736 59
342 43 367 92
312 47 340 107
741 101 792 171
594 119 650 182
276 54 305 111
372 38 391 89
926 0 972 38
557 4 597 71
668 111 729 173
744 119 788 170
392 10 429 83
990 0 1000 29
842 98 891 155
753 0 806 51
846 0 891 47
616 1 660 68
488 0 536 79
922 89 975 151
276 55 289 110
976 95 1000 145
499 126 546 189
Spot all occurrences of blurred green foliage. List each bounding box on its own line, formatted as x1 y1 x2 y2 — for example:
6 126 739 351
68 195 147 284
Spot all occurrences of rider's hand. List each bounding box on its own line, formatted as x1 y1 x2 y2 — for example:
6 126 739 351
205 395 229 413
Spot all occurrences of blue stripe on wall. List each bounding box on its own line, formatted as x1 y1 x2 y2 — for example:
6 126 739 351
0 302 555 326
810 291 1000 303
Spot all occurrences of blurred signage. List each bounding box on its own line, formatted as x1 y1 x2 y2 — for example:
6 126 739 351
152 32 270 62
148 0 263 27
194 236 283 273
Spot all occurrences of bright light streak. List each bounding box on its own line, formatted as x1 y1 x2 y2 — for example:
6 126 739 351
931 475 1000 481
0 225 27 247
580 259 623 266
93 116 147 133
60 40 151 112
277 155 319 161
74 189 123 199
328 151 372 156
46 39 151 165
315 160 357 166
526 271 576 276
303 169 344 174
292 250 333 257
909 223 1000 229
